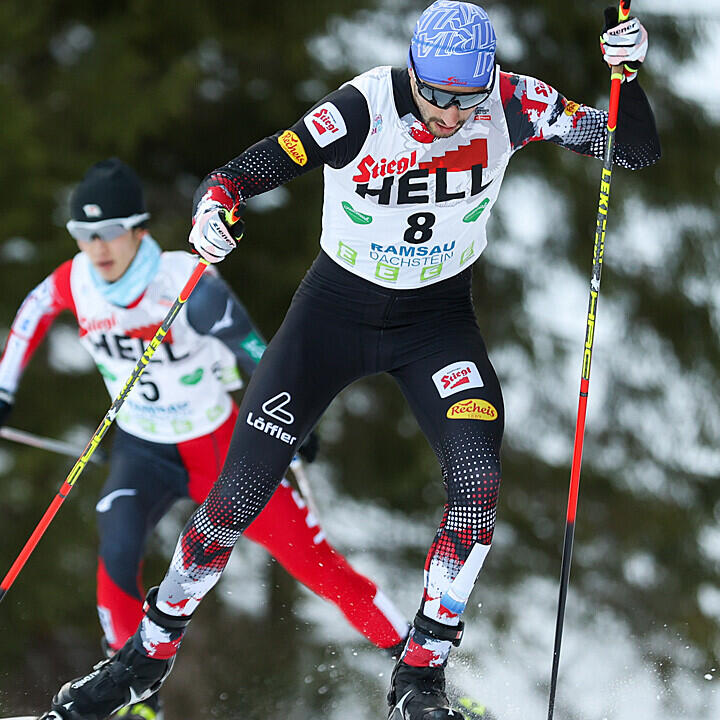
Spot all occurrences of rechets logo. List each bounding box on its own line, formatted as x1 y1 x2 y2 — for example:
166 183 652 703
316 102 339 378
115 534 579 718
564 100 581 116
278 130 307 166
304 101 347 148
446 398 498 421
431 361 484 398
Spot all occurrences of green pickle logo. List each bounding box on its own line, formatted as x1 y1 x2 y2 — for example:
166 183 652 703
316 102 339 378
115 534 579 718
462 198 489 223
180 368 204 385
341 201 373 225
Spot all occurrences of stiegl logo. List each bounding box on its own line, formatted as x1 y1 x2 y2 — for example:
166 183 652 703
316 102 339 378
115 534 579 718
443 368 471 390
431 360 484 398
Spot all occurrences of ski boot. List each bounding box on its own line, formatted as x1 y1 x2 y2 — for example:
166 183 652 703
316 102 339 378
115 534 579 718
99 638 164 720
41 588 189 720
387 614 465 720
41 638 171 720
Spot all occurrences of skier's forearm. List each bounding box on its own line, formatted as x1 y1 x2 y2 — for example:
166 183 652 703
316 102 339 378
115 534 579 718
192 135 316 214
192 84 371 216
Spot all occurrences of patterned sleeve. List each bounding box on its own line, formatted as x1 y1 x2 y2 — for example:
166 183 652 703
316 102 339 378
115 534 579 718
500 71 661 170
0 260 77 395
192 83 371 214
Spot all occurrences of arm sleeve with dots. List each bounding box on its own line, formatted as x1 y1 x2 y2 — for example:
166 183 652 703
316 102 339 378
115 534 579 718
192 84 371 215
500 71 660 170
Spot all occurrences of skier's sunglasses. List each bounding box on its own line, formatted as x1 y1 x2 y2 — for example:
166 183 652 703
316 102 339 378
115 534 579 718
409 52 495 110
67 213 150 243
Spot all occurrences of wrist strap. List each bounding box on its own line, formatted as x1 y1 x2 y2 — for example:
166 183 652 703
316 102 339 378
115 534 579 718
413 612 464 646
143 587 193 630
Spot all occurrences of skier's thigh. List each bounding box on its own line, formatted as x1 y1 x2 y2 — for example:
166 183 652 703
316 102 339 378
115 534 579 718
228 303 360 477
391 323 505 450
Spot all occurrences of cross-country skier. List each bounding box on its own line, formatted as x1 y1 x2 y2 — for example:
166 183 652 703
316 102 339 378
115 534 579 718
0 158 410 720
35 2 660 719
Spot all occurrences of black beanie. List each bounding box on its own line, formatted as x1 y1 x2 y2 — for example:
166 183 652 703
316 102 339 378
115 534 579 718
70 158 146 222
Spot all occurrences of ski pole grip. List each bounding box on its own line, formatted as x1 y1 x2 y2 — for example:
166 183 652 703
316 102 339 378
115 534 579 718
619 0 631 22
223 203 245 240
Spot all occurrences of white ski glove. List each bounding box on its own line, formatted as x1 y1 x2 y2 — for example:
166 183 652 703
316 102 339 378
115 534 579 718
600 6 648 82
188 204 244 264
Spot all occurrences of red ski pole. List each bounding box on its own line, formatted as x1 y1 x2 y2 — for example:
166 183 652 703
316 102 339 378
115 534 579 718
546 2 632 717
0 259 209 604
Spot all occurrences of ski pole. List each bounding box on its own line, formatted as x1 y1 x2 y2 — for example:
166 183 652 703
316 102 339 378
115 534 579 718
0 426 109 465
546 2 631 717
0 258 210 604
289 456 321 521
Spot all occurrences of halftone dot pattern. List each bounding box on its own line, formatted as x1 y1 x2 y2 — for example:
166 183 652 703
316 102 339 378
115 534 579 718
159 455 281 613
214 137 305 202
192 137 306 214
546 102 659 170
502 72 660 171
422 429 501 617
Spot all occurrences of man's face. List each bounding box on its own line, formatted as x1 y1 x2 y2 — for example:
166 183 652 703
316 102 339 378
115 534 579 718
409 68 485 139
77 228 144 282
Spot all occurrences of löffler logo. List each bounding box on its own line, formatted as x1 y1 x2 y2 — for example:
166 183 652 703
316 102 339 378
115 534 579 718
246 391 297 445
431 361 484 398
446 398 498 421
262 392 294 424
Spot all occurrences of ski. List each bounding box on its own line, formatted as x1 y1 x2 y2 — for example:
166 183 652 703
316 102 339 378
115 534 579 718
456 696 498 720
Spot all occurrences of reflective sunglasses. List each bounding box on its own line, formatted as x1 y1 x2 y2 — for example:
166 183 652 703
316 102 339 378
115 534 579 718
66 213 150 243
409 52 495 110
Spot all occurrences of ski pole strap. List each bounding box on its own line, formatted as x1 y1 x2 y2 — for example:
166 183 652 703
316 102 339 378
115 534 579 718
413 612 465 646
143 587 193 630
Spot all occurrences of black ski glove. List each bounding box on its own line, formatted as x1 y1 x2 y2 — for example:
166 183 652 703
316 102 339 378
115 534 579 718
298 430 319 464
